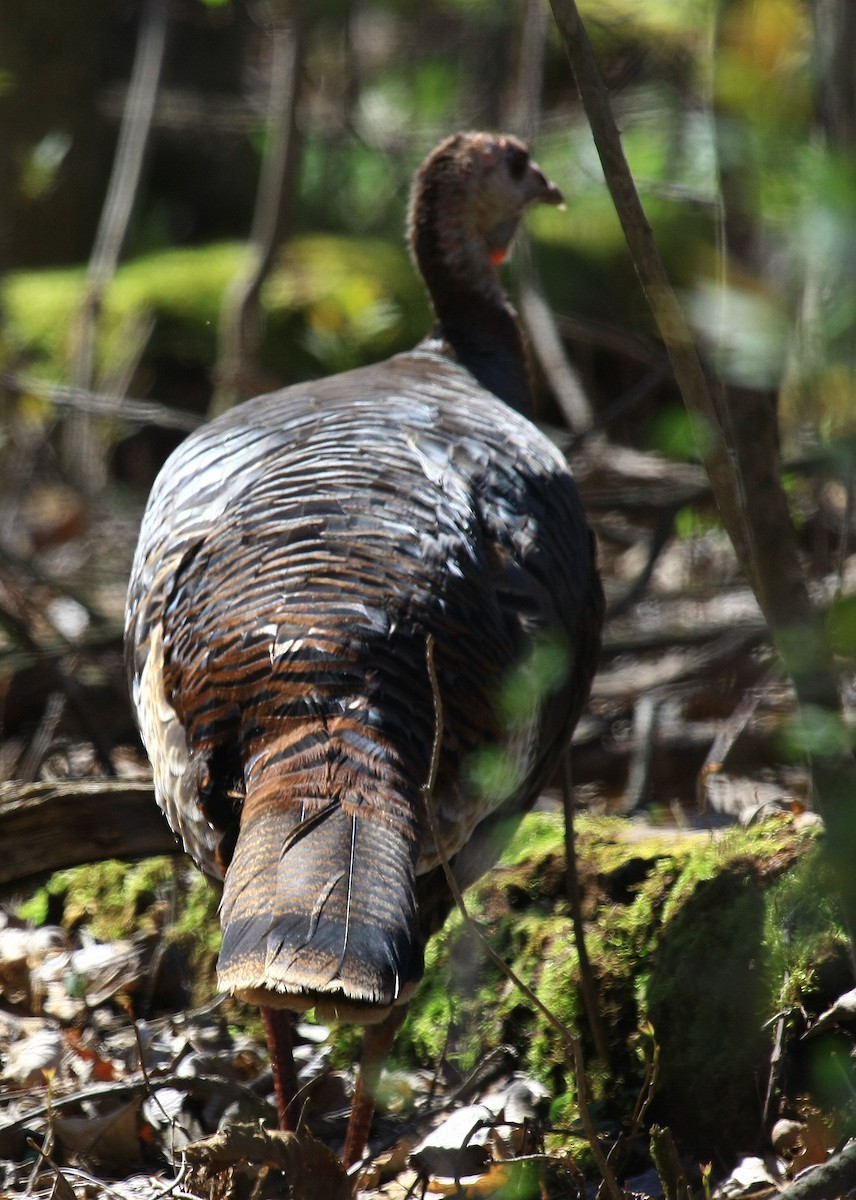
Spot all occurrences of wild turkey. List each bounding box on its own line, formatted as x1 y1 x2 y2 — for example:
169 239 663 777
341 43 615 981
125 131 603 1163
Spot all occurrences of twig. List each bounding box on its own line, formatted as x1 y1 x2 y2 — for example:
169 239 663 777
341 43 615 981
0 598 116 776
561 754 609 1063
211 0 305 416
570 1038 625 1200
24 1137 75 1200
507 0 551 138
763 971 789 1126
555 312 666 370
18 691 66 784
521 281 594 433
567 363 673 451
622 693 660 814
605 505 677 619
698 683 767 811
128 1006 191 1151
65 0 170 492
4 372 202 433
422 636 624 1200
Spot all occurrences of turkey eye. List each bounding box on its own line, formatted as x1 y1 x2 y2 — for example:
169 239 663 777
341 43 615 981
505 144 529 180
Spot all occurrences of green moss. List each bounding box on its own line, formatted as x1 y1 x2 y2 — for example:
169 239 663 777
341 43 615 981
2 234 428 408
403 812 836 1163
17 857 222 1007
764 841 850 1006
644 859 772 1154
19 857 178 939
4 244 240 381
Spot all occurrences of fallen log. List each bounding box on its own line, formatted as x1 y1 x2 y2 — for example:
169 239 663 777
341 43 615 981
0 778 176 892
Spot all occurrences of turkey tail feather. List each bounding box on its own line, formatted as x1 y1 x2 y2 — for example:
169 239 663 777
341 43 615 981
218 792 422 1018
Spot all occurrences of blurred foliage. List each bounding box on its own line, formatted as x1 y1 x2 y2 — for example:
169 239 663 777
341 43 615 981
1 0 853 473
3 234 426 398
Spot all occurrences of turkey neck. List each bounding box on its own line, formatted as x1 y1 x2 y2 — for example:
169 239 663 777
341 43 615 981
412 203 532 414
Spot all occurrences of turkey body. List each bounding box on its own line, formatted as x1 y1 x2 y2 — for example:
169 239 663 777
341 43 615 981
125 131 603 1155
127 348 601 1019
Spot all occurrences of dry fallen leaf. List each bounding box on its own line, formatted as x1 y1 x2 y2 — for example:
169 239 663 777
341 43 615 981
713 1154 780 1199
424 1158 544 1197
2 1027 64 1086
803 987 856 1038
409 1103 494 1181
0 922 66 1007
53 1098 143 1170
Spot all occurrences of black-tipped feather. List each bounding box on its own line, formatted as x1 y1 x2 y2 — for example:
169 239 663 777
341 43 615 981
219 800 421 1009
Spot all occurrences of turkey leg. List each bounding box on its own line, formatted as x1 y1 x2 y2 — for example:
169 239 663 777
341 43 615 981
262 1005 300 1130
342 1007 407 1167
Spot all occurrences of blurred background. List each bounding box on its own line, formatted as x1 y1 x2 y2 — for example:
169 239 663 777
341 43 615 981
1 0 855 822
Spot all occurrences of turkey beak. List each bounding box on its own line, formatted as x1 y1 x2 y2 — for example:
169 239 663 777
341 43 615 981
525 162 564 209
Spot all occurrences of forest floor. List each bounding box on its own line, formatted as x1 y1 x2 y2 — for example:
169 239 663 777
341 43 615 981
1 432 855 1198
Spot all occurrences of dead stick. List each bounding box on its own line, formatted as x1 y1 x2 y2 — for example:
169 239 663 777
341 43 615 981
562 754 610 1064
548 0 856 966
422 636 624 1200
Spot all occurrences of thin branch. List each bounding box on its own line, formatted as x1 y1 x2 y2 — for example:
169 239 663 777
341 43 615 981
562 754 609 1062
5 372 202 433
422 636 624 1200
571 1037 625 1200
521 281 594 433
211 0 305 416
64 0 169 492
507 0 551 138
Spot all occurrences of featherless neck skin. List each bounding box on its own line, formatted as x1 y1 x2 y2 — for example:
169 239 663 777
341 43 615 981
408 131 563 415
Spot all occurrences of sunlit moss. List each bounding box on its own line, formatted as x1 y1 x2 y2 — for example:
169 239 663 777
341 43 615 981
642 405 708 463
2 234 426 403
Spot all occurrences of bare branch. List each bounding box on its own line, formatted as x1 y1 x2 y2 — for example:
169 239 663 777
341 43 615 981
4 372 201 433
64 0 170 493
521 282 594 433
211 0 306 416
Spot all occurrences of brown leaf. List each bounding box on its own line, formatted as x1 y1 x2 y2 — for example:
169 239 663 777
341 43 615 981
424 1159 534 1196
53 1099 143 1169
